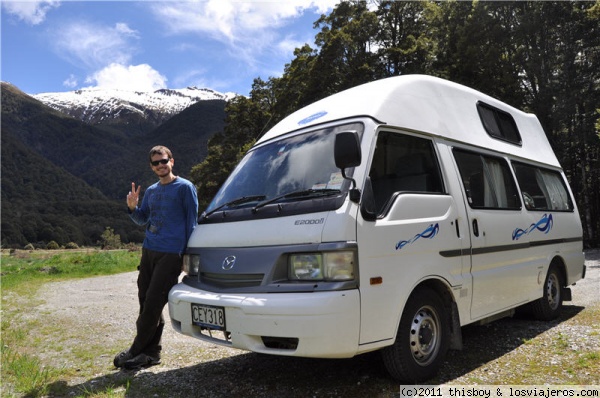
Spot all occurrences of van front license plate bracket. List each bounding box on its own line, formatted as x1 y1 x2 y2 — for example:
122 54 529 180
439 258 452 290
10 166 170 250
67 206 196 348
191 303 226 331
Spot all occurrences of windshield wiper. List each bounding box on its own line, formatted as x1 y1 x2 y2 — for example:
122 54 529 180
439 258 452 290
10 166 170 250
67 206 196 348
252 189 341 212
203 195 266 219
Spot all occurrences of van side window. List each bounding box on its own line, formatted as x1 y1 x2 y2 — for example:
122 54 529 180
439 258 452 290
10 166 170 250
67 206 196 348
512 162 574 211
368 131 444 214
477 101 522 145
453 149 520 210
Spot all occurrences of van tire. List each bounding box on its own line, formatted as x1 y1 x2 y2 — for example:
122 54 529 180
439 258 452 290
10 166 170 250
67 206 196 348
531 264 564 321
382 288 449 382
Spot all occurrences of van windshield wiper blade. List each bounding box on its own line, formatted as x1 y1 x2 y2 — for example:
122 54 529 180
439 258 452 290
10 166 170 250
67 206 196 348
203 195 266 218
252 189 340 212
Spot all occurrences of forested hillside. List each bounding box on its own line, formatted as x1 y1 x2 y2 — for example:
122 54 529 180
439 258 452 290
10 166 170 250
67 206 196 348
138 98 226 184
1 132 140 246
192 0 600 247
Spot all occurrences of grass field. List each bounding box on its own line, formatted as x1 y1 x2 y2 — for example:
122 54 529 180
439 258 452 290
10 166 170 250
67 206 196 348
1 249 140 397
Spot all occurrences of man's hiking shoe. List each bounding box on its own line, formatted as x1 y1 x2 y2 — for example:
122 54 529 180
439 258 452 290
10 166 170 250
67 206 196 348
113 349 134 368
123 353 161 370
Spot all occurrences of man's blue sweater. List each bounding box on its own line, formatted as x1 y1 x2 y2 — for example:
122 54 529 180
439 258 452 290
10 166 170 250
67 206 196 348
129 177 198 255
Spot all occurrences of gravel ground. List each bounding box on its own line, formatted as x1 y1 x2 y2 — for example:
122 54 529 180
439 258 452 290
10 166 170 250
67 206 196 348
10 250 600 397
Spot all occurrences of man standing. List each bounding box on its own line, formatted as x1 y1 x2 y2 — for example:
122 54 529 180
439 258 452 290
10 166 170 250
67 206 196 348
114 145 198 369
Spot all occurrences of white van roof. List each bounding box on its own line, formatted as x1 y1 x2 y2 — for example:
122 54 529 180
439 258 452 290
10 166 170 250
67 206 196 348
256 75 559 168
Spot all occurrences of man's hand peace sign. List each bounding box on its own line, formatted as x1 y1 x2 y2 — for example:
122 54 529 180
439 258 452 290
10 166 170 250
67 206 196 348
127 182 141 211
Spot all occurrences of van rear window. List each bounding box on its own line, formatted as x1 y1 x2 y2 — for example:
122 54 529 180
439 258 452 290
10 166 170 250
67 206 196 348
477 101 522 145
512 162 574 211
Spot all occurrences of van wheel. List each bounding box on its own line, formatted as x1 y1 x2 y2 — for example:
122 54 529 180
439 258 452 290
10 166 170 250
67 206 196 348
531 264 564 321
382 288 449 382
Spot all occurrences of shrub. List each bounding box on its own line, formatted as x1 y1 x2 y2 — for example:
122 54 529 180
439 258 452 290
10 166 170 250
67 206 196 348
46 241 60 250
100 227 122 250
65 242 79 249
24 243 35 251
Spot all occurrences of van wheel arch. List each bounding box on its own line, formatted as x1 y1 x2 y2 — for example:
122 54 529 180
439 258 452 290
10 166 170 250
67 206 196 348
414 279 462 342
381 281 456 382
417 280 463 350
531 257 566 321
550 256 568 287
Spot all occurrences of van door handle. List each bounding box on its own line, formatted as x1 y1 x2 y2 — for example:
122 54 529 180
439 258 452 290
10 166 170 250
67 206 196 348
472 219 479 237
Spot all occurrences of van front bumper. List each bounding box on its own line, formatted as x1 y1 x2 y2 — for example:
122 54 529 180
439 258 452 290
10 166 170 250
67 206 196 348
168 283 361 358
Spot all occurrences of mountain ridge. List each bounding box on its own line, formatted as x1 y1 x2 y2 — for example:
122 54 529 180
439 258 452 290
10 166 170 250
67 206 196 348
4 82 236 135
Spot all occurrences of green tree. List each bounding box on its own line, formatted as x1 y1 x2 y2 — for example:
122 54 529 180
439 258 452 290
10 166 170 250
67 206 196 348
510 1 600 245
191 81 272 211
272 44 319 117
310 1 380 96
375 0 435 76
427 1 523 104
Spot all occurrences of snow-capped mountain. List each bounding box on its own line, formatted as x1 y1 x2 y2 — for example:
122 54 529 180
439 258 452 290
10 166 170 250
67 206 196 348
32 86 236 131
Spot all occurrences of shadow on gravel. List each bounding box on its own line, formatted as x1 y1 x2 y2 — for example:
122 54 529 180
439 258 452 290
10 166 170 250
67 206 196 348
42 306 583 398
431 304 584 384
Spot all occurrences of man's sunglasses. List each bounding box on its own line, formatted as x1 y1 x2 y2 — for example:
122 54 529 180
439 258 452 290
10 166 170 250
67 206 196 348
151 158 170 166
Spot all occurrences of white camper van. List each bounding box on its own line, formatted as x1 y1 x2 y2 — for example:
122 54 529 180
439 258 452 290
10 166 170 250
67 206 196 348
168 75 585 381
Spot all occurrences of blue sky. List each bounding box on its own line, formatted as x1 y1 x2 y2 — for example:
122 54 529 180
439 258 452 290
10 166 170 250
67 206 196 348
1 0 339 96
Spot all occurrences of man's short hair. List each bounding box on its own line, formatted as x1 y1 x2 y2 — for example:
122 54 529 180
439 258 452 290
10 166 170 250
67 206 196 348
149 145 173 162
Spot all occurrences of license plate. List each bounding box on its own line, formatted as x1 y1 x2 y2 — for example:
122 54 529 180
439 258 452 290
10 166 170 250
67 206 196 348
191 303 226 330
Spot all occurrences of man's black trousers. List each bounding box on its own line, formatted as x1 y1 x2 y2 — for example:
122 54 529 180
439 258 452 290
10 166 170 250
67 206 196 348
130 248 182 357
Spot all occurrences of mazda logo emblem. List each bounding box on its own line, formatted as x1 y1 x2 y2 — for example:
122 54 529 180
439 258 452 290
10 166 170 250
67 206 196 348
222 255 236 270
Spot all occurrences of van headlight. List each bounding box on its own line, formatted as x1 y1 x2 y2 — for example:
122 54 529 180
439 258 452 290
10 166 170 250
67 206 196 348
289 251 355 281
183 254 200 275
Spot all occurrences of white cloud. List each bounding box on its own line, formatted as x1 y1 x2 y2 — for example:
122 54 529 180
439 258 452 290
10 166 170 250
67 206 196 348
114 22 138 37
171 68 236 94
62 74 78 89
49 18 167 92
171 68 208 89
85 63 167 91
1 0 60 25
53 21 139 69
277 35 310 57
149 0 338 68
151 0 336 38
309 0 340 14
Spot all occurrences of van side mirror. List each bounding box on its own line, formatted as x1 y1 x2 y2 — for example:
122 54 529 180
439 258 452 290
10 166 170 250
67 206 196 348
335 131 361 169
335 131 361 203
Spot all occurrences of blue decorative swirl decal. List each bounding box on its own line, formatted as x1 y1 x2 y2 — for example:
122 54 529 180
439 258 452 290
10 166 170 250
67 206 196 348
512 213 553 241
396 223 440 250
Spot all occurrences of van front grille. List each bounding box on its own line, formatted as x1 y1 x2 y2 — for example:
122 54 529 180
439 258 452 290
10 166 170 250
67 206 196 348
200 272 264 288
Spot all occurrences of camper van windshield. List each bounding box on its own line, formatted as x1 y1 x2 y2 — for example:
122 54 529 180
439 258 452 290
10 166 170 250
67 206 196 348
204 123 363 218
